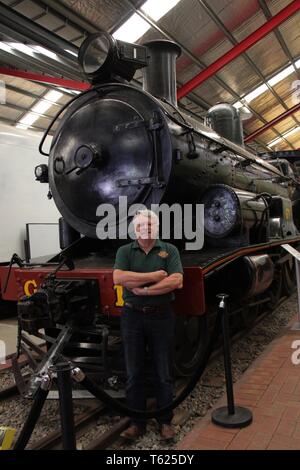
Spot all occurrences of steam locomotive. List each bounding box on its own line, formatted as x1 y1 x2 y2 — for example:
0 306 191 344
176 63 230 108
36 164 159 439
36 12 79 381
1 31 300 387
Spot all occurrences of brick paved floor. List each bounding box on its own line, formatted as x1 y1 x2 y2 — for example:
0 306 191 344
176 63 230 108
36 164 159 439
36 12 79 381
177 316 300 450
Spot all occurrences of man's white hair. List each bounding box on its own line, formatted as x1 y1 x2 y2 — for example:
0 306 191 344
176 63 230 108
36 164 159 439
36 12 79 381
133 209 159 227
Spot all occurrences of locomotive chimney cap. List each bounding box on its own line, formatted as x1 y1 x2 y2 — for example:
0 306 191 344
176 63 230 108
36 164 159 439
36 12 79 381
142 39 181 107
143 39 181 57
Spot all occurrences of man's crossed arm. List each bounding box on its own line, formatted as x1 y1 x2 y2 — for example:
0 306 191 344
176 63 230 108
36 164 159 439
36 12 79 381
113 269 183 296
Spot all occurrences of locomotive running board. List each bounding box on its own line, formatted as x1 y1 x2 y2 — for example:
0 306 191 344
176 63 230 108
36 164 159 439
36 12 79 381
179 235 300 276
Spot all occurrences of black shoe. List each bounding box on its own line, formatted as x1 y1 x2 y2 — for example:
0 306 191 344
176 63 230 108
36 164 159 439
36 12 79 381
120 425 146 441
160 424 175 441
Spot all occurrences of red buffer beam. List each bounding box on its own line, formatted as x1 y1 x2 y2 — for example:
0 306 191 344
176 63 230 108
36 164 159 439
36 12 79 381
177 0 300 100
0 67 90 91
245 102 300 143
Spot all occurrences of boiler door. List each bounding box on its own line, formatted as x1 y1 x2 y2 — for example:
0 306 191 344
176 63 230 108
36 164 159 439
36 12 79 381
49 95 162 237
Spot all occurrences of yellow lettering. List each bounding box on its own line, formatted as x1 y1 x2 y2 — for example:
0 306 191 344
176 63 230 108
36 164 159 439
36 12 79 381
24 280 37 296
114 285 124 307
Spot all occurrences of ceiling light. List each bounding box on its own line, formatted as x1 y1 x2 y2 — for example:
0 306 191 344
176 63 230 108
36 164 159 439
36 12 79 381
17 113 39 127
113 0 181 42
268 65 295 86
31 100 53 115
243 84 268 103
57 87 81 95
233 59 300 108
30 91 63 115
282 127 300 138
33 45 58 60
113 14 149 43
141 0 181 21
0 80 5 105
44 90 63 103
65 49 78 57
268 136 281 147
268 126 300 147
15 90 63 130
9 42 35 57
0 42 13 53
233 101 243 109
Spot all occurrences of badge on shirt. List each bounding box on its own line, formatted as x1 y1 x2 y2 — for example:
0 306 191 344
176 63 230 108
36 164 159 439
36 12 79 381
158 250 169 258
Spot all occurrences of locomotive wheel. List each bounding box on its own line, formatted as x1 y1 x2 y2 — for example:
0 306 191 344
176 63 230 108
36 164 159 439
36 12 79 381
174 314 208 377
282 257 296 296
267 266 283 310
241 304 259 329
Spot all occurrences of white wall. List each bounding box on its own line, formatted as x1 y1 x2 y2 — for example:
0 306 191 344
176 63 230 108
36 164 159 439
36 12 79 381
0 124 60 261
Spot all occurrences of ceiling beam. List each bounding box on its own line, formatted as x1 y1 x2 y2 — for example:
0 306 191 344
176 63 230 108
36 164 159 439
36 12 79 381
0 2 78 59
33 0 146 36
3 100 53 120
0 67 90 91
177 0 300 99
259 0 300 84
198 0 299 151
0 115 46 132
32 0 94 36
245 102 300 143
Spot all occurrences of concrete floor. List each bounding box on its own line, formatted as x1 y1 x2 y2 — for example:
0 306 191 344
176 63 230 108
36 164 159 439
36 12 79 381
0 318 18 359
0 318 42 362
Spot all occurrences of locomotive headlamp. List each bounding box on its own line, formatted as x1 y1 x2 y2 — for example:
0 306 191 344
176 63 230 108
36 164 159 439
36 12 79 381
201 185 241 238
35 164 48 183
79 32 111 76
78 32 148 84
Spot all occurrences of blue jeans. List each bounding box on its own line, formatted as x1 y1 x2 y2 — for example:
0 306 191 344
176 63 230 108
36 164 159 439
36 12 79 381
121 304 175 429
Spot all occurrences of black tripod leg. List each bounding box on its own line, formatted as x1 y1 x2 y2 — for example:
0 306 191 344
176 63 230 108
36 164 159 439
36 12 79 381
14 388 49 450
56 364 76 450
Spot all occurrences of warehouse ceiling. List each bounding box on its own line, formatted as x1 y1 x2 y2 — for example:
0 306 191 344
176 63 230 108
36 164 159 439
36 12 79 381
0 0 300 153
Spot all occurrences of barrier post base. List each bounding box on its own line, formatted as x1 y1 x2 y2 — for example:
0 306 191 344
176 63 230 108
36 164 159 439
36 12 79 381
212 405 252 428
290 322 300 331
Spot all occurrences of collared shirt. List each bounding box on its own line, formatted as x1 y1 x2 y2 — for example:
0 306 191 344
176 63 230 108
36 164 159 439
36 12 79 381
113 239 183 305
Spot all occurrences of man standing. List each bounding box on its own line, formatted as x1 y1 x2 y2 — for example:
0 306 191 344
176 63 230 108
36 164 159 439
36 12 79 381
113 209 183 441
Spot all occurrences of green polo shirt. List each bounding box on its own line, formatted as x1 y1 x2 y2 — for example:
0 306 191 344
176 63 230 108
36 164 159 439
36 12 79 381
113 239 183 305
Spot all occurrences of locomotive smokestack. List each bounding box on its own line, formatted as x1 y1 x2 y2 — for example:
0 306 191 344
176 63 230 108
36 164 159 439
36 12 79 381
142 40 181 107
207 103 244 147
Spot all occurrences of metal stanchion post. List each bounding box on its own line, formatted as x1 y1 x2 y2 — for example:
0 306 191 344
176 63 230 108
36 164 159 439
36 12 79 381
291 258 300 330
281 244 300 330
212 294 252 428
53 362 77 450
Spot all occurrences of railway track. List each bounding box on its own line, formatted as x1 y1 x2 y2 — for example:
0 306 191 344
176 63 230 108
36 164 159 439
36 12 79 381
32 382 189 450
30 403 108 450
83 381 189 451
